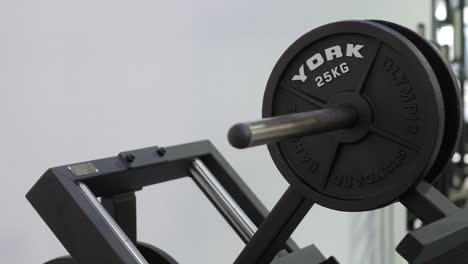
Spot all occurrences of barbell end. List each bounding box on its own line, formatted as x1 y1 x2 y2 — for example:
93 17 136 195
228 123 252 149
228 107 358 149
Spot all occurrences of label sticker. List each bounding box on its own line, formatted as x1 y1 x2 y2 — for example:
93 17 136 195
68 163 99 176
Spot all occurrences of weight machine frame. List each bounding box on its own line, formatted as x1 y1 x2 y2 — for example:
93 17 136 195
27 140 333 264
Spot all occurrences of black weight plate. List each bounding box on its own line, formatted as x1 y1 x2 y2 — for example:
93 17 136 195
138 242 178 264
371 20 462 183
44 257 77 264
43 243 178 264
263 20 445 211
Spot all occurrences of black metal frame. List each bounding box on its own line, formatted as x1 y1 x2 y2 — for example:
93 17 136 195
27 140 320 264
398 181 468 263
33 138 468 263
25 135 467 262
233 178 468 264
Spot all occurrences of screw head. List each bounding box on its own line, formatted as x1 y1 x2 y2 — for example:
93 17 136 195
125 153 136 163
157 147 166 156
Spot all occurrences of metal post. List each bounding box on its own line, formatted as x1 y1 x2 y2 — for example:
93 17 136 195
233 187 314 264
101 192 138 244
78 183 148 264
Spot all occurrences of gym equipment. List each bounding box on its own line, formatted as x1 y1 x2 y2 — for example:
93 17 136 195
229 20 466 263
27 141 336 264
28 19 467 264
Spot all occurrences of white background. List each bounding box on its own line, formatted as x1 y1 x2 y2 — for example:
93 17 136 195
0 1 430 263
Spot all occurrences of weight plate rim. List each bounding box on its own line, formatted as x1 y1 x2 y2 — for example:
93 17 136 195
371 19 462 183
137 242 178 264
263 20 444 211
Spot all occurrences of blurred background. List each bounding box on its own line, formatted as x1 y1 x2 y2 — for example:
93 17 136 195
1 0 466 263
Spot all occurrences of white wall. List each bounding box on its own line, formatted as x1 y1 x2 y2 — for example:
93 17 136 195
0 1 430 263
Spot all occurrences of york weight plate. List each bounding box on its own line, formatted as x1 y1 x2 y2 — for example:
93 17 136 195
263 20 445 211
371 20 462 183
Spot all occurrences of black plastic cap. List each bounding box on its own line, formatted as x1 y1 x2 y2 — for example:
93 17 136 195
228 123 252 149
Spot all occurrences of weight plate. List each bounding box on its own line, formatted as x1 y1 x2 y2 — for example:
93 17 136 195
138 242 178 264
371 20 462 183
44 257 77 264
44 243 178 264
263 20 445 211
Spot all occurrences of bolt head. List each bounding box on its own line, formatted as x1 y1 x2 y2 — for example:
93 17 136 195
125 153 136 163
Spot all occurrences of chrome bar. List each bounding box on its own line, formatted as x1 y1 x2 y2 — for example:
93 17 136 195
190 158 257 241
